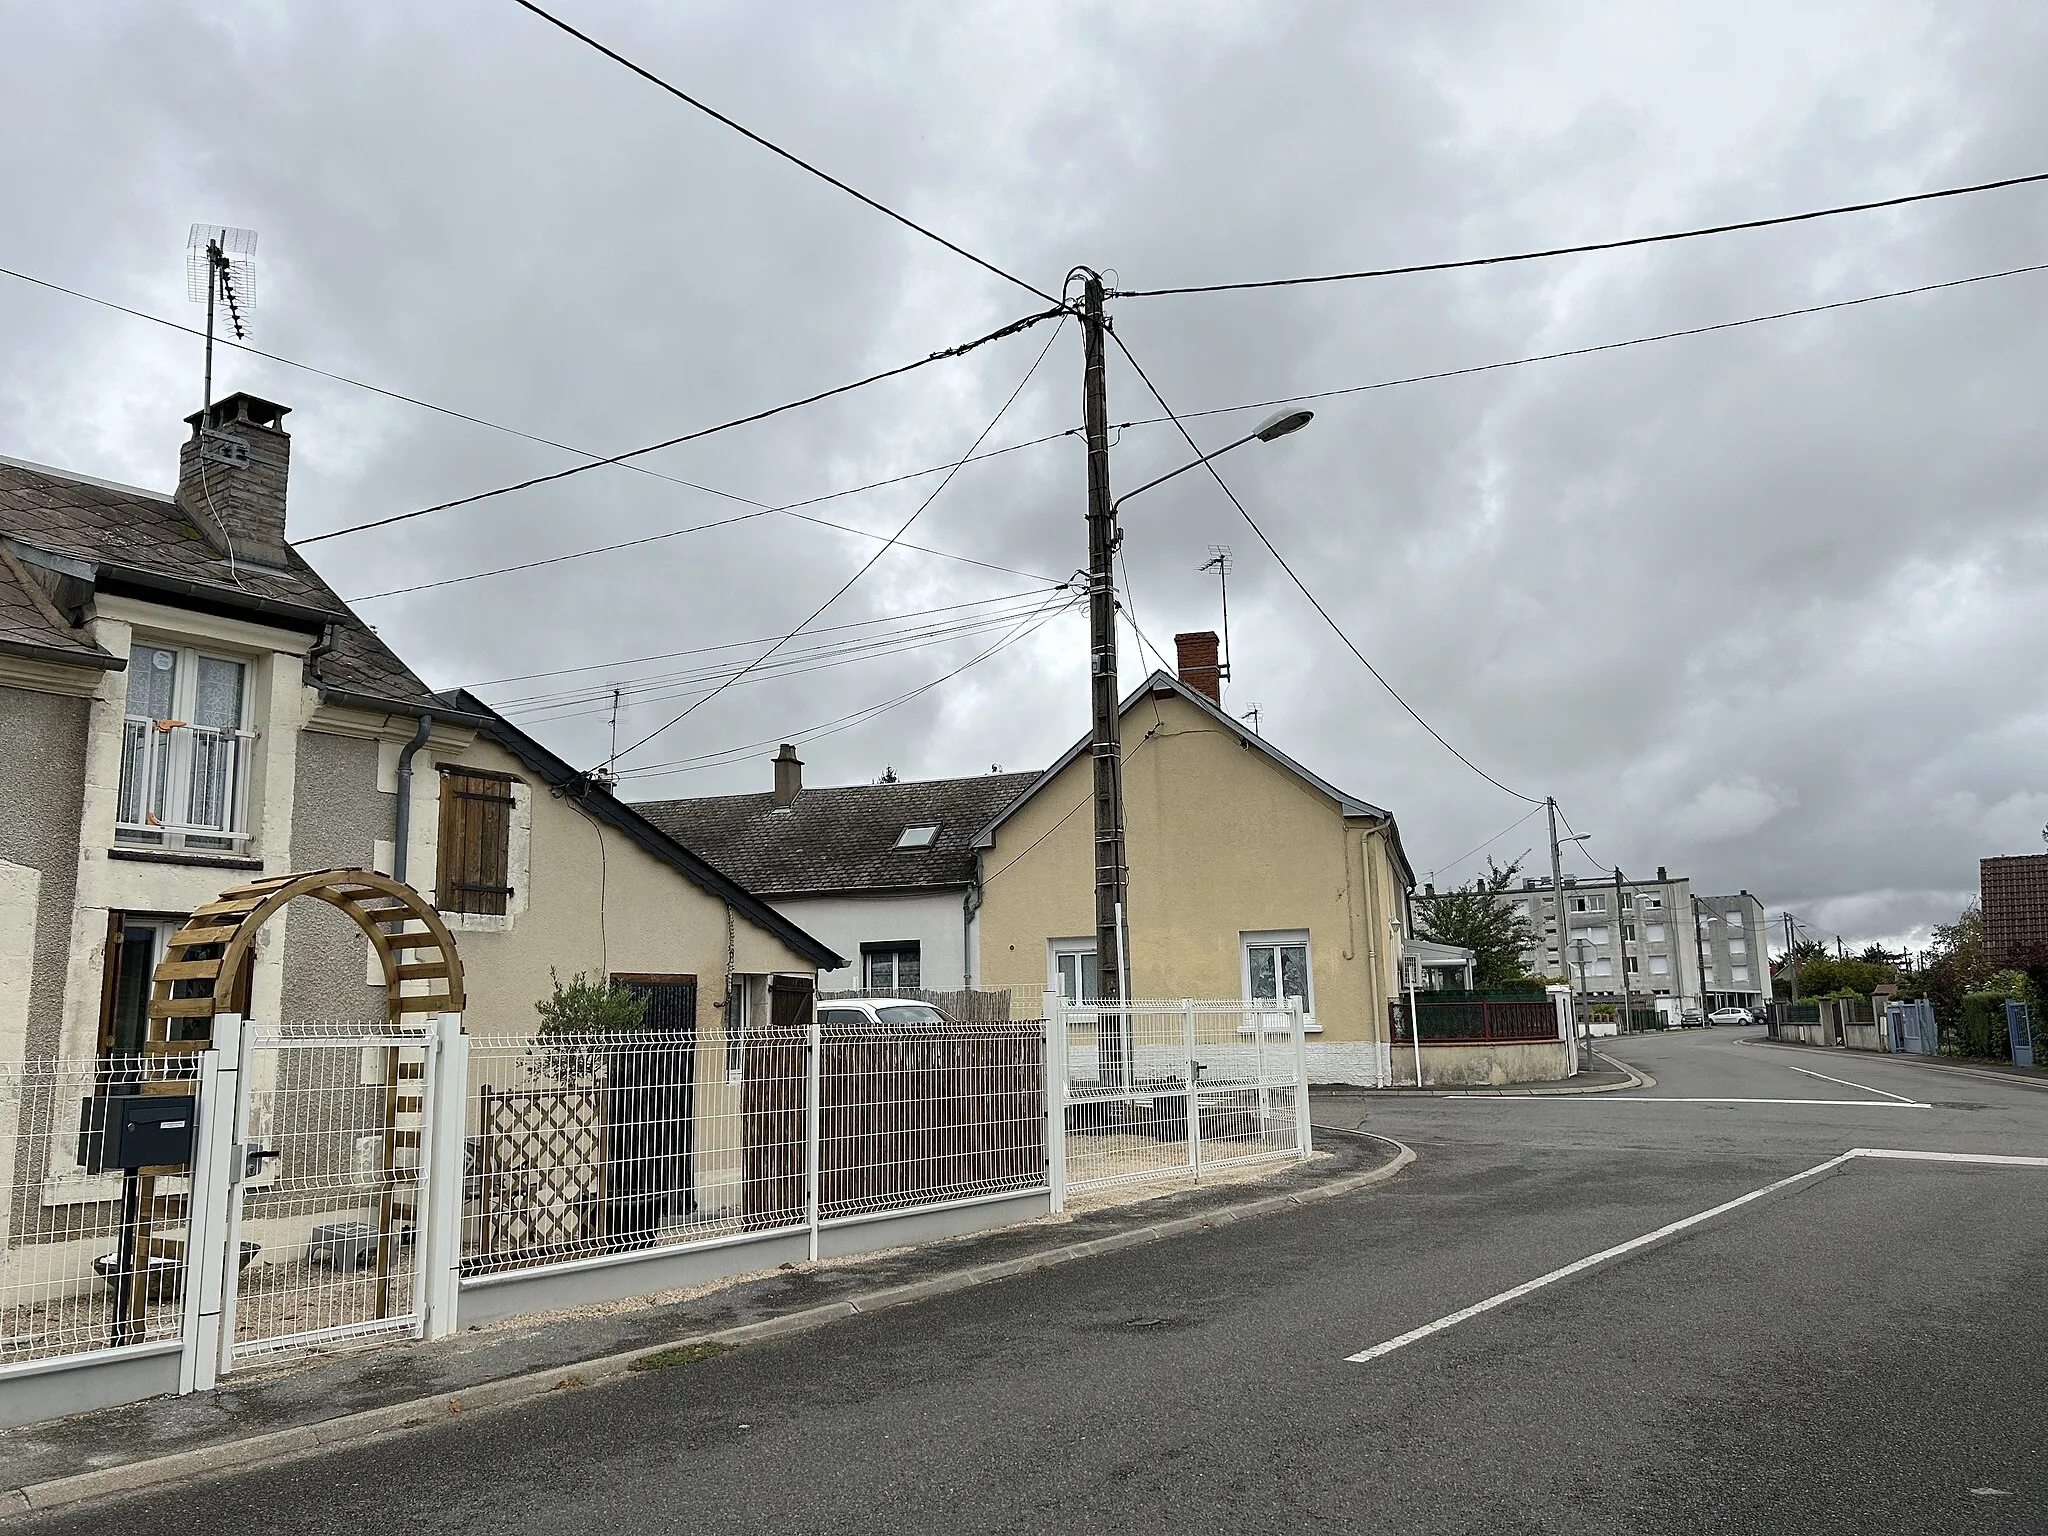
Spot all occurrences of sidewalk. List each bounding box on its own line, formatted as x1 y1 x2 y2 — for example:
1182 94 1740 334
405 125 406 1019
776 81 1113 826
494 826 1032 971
1313 1047 1646 1100
1 1131 1407 1516
1747 1035 2048 1089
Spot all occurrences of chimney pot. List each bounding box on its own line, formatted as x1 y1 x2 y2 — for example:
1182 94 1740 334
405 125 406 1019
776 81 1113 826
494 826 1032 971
178 391 292 568
1657 866 1669 881
1174 630 1222 704
772 743 803 806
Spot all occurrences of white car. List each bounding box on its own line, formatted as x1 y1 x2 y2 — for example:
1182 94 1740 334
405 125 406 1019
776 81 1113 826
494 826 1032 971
817 998 950 1027
1707 1006 1754 1026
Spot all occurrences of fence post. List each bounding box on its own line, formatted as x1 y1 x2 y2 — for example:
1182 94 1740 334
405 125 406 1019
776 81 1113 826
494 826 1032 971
1181 999 1201 1183
180 1012 240 1395
1289 1001 1312 1159
805 1005 823 1262
419 1014 468 1341
1043 990 1067 1213
215 1015 259 1383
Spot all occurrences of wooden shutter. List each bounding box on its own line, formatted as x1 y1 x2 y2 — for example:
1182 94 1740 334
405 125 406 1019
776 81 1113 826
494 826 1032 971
436 767 518 914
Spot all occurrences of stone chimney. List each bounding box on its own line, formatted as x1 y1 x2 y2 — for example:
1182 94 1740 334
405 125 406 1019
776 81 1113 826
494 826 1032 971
178 393 292 569
1174 630 1222 703
772 743 803 807
1657 866 1669 881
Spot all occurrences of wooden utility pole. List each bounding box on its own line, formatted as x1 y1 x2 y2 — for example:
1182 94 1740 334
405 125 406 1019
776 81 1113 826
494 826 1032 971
1080 273 1129 1082
1613 867 1636 1032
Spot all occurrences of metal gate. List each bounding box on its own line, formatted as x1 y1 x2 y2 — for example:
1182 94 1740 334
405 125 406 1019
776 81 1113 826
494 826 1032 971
1888 1000 1939 1056
2008 999 2036 1069
217 1023 439 1370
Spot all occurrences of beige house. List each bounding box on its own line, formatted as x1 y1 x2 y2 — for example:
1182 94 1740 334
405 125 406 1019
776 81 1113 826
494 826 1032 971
973 663 1415 1086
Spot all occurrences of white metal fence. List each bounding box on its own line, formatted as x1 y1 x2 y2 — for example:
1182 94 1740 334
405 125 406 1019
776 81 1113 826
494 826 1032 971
1053 999 1312 1194
0 1055 202 1364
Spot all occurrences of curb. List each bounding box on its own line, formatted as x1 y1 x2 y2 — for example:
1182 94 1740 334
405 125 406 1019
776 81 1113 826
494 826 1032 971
1741 1036 2048 1092
3 1137 1416 1518
1324 1048 1652 1098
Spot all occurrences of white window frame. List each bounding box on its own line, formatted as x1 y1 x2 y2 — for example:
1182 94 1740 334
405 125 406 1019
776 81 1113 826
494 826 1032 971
1049 939 1099 1008
1240 929 1318 1032
1645 924 1668 944
862 942 922 991
115 640 257 851
1648 954 1670 976
1732 965 1750 983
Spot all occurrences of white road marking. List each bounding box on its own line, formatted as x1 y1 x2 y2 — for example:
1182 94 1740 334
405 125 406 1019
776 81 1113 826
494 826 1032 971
1779 1062 1923 1105
1344 1152 1858 1363
1458 1096 1928 1108
1343 1147 2047 1365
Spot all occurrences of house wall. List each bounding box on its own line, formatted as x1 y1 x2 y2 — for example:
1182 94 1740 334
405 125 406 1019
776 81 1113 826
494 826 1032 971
768 889 967 991
281 730 391 1022
976 690 1405 1046
430 736 817 1034
0 682 92 1060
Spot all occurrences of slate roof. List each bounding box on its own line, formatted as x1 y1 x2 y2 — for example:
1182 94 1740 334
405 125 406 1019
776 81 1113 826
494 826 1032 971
0 454 446 712
635 772 1041 896
0 543 117 667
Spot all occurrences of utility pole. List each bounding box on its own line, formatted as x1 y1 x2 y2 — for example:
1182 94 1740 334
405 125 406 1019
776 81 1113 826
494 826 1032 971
1546 799 1581 1054
1784 913 1801 1003
1080 271 1129 1085
1613 867 1636 1032
1691 895 1710 1016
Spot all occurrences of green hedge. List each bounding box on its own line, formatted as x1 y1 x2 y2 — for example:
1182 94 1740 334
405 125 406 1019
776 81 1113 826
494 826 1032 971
1952 991 2018 1061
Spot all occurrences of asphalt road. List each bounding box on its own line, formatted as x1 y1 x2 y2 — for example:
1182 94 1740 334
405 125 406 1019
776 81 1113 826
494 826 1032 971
28 1031 2048 1534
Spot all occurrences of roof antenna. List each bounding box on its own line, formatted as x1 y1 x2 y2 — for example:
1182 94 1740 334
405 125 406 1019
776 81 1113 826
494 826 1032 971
187 224 256 426
1198 546 1233 696
1241 702 1263 735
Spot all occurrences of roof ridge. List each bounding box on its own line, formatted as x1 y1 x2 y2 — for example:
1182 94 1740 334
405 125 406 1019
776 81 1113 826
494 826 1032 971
0 454 175 504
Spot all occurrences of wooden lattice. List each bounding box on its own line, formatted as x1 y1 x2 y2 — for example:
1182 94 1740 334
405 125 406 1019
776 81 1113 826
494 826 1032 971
473 1086 604 1271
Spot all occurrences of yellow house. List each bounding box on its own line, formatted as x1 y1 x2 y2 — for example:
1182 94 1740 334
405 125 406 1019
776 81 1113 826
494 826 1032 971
973 663 1415 1086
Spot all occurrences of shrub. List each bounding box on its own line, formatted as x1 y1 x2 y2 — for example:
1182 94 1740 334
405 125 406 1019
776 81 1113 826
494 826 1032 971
1953 990 2019 1061
535 969 647 1035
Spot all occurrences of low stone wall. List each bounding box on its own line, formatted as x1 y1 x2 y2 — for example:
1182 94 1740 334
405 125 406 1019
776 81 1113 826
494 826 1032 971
1400 1038 1570 1088
1843 1022 1885 1052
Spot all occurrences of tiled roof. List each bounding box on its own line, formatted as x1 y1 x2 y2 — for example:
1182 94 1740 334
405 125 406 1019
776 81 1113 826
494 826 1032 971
0 544 116 666
0 456 441 711
635 772 1041 895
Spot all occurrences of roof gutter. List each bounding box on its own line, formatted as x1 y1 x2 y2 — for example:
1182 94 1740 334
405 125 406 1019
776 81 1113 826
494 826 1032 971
315 685 489 728
91 561 340 631
0 634 124 670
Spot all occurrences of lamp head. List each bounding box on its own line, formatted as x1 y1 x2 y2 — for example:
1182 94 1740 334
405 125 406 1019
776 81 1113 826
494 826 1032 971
1253 408 1314 442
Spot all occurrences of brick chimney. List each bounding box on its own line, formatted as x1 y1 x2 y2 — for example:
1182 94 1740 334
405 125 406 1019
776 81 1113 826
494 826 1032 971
772 743 803 807
178 393 292 569
1174 630 1222 704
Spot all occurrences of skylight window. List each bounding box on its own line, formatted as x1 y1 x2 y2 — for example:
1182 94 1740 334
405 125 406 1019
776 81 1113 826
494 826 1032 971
895 824 939 849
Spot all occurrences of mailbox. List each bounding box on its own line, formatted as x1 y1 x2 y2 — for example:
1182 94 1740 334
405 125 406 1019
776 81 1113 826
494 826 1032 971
79 1092 197 1172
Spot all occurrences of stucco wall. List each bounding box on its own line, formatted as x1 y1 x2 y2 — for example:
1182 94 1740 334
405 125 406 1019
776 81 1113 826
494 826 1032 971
282 730 391 1021
769 889 967 991
1402 1039 1571 1087
436 736 817 1034
977 691 1405 1044
0 684 91 1058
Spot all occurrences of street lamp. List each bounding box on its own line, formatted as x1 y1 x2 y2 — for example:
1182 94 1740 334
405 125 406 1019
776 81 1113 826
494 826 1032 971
1111 409 1315 514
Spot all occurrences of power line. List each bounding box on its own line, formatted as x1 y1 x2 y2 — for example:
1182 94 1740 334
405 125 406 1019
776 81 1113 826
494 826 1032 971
610 314 1071 766
0 262 1083 582
1112 261 2048 432
1113 168 2048 298
299 304 1066 546
462 586 1068 689
509 0 1057 306
1429 804 1548 886
615 591 1079 783
1108 326 1543 806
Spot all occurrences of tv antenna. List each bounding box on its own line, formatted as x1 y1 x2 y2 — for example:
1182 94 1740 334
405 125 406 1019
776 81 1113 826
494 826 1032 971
1198 546 1233 695
1241 702 1263 735
186 224 256 429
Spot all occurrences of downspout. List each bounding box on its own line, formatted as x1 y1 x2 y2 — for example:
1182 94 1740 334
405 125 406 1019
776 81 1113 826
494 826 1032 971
392 714 433 884
963 866 985 990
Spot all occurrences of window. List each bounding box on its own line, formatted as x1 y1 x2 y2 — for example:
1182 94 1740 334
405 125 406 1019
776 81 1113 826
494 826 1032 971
1593 957 1614 978
894 824 939 849
863 943 922 990
436 767 518 914
1732 965 1750 983
1244 932 1312 1014
1645 924 1667 943
1626 956 1640 974
613 974 697 1033
97 915 194 1058
1570 894 1607 914
1512 900 1531 919
724 979 750 1081
1051 942 1099 1005
1704 968 1717 986
1580 926 1610 947
116 642 253 850
1728 937 1747 955
1649 955 1670 976
1623 923 1637 941
1620 892 1634 911
1639 893 1664 910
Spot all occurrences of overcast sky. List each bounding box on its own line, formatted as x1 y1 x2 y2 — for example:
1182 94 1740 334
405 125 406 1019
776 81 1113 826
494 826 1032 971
6 1 2047 956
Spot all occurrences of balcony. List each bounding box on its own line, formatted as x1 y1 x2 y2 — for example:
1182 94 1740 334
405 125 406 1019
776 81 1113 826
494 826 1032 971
115 716 255 851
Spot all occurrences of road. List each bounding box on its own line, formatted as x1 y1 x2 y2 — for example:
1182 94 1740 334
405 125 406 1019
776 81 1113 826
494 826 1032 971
29 1032 2048 1534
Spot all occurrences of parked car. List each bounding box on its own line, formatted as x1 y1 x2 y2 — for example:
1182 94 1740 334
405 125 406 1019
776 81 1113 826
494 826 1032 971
818 998 952 1027
1679 1010 1705 1028
1707 1006 1754 1026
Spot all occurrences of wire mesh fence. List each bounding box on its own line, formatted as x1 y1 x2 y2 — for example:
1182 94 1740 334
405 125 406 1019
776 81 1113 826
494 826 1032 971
1 1055 202 1364
1059 1001 1309 1193
226 1024 433 1361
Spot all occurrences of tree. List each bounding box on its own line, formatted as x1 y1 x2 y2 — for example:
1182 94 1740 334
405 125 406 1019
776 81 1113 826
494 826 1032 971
1415 859 1538 990
535 969 647 1034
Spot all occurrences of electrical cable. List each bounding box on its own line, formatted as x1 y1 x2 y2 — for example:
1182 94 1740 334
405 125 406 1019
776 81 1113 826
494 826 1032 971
463 586 1067 689
1113 169 2048 298
508 0 1057 305
298 304 1066 546
1429 804 1548 886
614 589 1080 783
1110 261 2048 431
0 261 1079 583
1107 326 1544 806
608 314 1071 766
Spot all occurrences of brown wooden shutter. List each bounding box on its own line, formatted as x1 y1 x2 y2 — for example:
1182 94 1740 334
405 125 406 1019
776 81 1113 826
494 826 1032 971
436 766 518 914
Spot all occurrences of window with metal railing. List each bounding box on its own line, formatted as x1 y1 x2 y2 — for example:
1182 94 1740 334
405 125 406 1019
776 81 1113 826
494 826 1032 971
115 643 255 851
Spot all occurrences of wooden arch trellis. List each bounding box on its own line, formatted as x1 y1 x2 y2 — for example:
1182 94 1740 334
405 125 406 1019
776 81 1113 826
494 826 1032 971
146 867 465 1044
120 869 466 1332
